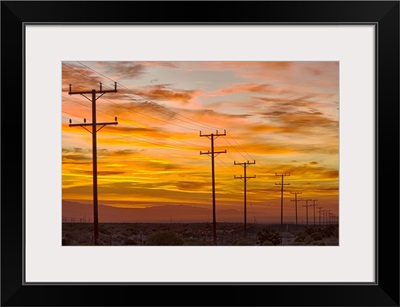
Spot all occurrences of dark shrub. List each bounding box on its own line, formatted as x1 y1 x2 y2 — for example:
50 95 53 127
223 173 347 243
233 239 253 246
311 232 323 241
184 238 206 246
125 238 138 245
145 231 184 246
257 228 281 245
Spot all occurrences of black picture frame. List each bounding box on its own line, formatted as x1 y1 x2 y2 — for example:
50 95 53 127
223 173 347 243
1 1 399 306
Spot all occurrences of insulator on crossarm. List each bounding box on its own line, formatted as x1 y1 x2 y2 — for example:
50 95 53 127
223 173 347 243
69 119 72 124
84 118 86 123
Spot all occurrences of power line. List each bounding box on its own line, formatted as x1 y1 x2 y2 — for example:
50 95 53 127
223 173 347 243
64 63 266 168
64 110 199 152
67 62 294 177
63 95 201 148
226 133 272 171
215 156 237 175
223 137 249 161
74 61 224 131
64 86 201 132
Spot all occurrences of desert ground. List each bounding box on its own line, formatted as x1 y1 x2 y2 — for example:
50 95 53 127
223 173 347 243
62 222 339 246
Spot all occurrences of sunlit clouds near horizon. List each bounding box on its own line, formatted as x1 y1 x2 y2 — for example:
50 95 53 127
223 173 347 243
62 61 339 223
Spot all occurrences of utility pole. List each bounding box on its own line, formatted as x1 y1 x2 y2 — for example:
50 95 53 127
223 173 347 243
290 191 302 225
311 199 318 226
68 82 118 245
234 160 256 235
275 173 290 225
326 210 332 225
300 199 312 226
317 206 323 226
200 130 227 245
328 212 334 225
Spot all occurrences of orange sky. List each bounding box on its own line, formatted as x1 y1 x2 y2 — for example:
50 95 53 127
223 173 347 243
62 61 339 223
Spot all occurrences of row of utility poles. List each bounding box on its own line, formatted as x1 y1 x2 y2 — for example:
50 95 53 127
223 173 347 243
67 82 338 245
274 175 338 227
199 131 338 245
290 195 337 226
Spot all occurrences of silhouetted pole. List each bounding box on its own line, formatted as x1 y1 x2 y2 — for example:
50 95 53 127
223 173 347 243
290 191 302 225
331 213 336 225
69 83 118 245
317 206 323 225
234 160 256 235
311 199 318 226
326 210 332 225
200 130 227 245
301 199 312 226
321 210 325 224
275 173 290 225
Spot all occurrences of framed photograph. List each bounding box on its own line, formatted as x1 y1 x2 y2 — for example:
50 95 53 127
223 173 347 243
2 1 399 306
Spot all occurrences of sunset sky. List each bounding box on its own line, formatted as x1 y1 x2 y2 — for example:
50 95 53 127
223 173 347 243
62 61 339 223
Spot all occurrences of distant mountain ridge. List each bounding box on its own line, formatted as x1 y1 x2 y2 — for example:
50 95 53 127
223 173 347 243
62 200 243 222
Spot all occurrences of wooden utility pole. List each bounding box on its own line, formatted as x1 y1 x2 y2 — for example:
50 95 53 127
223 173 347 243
234 160 256 234
300 199 312 226
275 173 290 225
200 130 227 245
68 82 118 245
311 199 318 226
326 210 332 225
317 206 323 225
290 191 302 225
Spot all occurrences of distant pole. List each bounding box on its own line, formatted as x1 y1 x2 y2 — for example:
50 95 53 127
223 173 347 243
328 213 331 224
311 199 318 226
275 173 290 225
234 160 256 235
317 206 323 225
290 191 302 225
69 82 118 245
301 199 312 226
327 210 332 225
200 130 227 245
